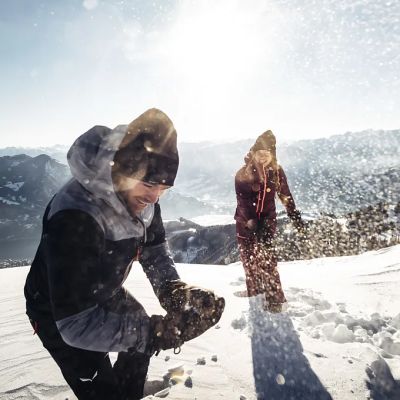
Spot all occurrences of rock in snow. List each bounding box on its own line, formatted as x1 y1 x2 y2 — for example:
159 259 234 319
184 376 193 388
196 357 206 365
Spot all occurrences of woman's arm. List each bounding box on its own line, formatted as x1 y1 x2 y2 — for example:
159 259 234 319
235 169 258 223
277 167 304 229
277 167 297 215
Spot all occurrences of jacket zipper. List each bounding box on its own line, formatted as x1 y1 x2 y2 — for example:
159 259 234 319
256 166 268 219
136 216 147 244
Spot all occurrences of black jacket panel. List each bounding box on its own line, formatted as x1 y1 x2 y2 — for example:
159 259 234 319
24 203 179 353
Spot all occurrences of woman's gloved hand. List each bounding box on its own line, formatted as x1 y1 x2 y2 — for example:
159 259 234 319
289 209 307 234
245 218 258 232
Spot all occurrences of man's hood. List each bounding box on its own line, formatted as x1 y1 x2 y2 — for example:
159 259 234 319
67 108 178 221
67 124 133 217
113 108 179 186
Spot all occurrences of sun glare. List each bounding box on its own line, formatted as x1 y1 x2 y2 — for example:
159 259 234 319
161 1 278 92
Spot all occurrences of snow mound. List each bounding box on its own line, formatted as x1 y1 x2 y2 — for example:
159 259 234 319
232 283 400 360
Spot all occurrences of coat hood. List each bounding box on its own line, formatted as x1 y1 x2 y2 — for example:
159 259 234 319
65 108 178 226
112 108 179 186
67 123 132 218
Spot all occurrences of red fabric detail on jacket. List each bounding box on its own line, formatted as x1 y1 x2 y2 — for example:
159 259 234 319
257 167 268 219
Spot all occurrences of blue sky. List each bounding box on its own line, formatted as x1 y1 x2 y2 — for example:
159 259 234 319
1 0 399 147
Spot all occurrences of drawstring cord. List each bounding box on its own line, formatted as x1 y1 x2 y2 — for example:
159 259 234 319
256 186 262 218
136 217 147 243
260 167 268 214
256 167 268 219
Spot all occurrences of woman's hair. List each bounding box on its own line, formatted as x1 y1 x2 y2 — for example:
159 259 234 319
248 150 281 195
243 129 281 194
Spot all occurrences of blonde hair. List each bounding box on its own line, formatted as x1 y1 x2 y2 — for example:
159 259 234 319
247 150 281 195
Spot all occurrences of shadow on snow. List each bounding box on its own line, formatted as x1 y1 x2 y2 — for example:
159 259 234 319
366 357 400 400
248 302 333 400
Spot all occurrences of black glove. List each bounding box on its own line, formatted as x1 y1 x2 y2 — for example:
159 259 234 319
245 218 258 232
154 281 225 354
158 280 222 314
148 314 185 354
289 209 306 233
149 295 225 355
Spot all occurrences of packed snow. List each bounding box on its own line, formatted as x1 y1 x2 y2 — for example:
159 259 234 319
1 245 400 399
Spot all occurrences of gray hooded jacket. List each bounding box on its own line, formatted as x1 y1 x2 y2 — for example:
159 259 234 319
24 113 180 354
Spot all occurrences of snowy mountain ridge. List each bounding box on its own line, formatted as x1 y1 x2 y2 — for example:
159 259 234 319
0 154 70 260
174 128 400 214
1 129 399 215
0 128 399 261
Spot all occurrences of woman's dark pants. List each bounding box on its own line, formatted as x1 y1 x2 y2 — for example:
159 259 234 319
238 218 286 304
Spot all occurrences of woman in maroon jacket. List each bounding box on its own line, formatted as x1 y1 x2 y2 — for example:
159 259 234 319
234 130 304 312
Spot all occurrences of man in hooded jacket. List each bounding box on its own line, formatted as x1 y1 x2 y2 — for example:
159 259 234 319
24 108 225 400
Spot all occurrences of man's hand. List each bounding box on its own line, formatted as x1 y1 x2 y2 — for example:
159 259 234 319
158 280 189 313
159 280 222 314
148 314 184 354
149 293 225 354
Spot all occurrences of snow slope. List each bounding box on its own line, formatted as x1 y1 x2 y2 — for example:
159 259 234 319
1 245 400 399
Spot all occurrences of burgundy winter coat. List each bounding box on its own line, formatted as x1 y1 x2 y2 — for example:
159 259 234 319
234 162 297 239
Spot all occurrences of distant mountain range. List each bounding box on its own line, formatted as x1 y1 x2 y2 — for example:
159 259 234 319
0 154 70 259
174 129 400 214
4 129 400 214
0 145 68 164
0 153 217 259
0 128 399 261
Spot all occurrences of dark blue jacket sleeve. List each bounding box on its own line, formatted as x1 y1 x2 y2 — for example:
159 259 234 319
139 202 180 297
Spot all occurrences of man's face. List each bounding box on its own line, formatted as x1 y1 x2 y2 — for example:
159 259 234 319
115 177 170 216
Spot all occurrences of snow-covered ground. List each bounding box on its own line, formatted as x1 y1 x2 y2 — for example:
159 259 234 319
1 245 400 399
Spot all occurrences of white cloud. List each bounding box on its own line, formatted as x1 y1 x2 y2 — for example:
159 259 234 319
83 0 99 11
